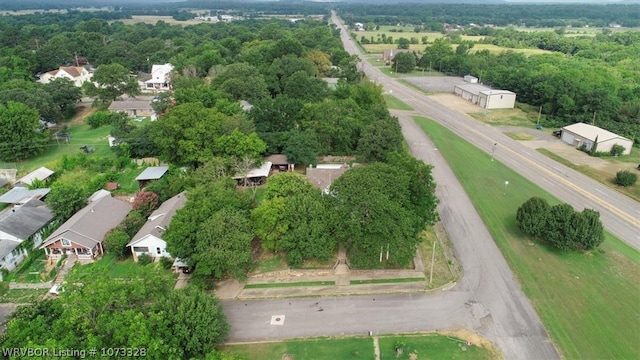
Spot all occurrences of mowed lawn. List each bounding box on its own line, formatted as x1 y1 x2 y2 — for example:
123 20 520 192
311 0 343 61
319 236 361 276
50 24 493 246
223 334 496 360
14 123 113 175
414 117 640 360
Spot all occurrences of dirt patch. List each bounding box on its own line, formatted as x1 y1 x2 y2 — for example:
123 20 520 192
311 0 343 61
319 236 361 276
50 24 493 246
428 93 483 114
69 102 96 126
440 328 503 359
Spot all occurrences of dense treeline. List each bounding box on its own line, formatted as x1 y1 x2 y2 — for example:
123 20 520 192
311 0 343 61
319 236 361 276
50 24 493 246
338 3 640 28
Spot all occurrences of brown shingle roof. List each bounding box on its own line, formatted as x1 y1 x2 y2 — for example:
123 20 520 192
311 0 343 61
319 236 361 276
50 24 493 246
306 166 349 191
264 154 289 165
60 66 83 78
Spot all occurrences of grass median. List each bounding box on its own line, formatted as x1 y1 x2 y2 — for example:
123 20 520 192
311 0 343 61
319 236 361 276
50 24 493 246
414 116 640 360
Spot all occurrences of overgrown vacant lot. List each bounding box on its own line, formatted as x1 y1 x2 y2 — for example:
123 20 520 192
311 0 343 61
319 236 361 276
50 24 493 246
414 117 640 360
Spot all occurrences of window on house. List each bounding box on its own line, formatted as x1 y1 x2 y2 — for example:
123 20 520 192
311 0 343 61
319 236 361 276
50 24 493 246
133 247 149 253
156 247 162 255
61 239 70 246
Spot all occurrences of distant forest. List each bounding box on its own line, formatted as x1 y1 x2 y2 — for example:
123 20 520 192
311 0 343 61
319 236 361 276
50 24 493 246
338 3 640 28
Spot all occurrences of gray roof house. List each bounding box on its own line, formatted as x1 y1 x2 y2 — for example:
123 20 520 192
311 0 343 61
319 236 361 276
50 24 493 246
39 195 131 262
108 97 155 119
127 192 187 262
0 199 54 274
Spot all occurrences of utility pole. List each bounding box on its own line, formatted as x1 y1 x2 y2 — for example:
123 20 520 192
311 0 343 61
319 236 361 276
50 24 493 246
592 111 597 126
537 106 542 125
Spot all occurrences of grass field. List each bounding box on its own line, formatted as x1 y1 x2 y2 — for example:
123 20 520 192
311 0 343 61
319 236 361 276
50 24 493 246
384 94 414 110
504 132 536 141
379 334 496 360
413 116 640 359
15 122 113 176
468 105 538 128
223 334 495 360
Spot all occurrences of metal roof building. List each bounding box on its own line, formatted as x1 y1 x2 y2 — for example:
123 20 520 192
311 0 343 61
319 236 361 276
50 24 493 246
15 167 54 187
453 83 516 109
561 123 633 155
135 166 169 181
0 187 50 204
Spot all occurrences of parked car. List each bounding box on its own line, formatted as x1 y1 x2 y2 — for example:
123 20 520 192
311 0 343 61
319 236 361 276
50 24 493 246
552 130 562 138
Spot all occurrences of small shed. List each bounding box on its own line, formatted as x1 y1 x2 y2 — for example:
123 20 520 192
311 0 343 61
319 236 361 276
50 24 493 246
463 75 478 83
14 167 54 187
264 155 290 172
233 162 272 186
135 166 169 188
561 123 633 155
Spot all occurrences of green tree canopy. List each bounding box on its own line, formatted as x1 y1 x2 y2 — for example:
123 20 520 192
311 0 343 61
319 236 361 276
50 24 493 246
193 208 254 279
0 101 49 161
516 197 550 237
392 52 416 73
357 116 404 162
83 63 140 102
328 160 438 268
164 178 252 272
0 275 230 359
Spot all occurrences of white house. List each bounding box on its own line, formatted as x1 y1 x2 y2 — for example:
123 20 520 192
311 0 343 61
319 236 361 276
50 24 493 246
38 66 92 87
144 63 174 91
561 123 633 155
128 192 187 262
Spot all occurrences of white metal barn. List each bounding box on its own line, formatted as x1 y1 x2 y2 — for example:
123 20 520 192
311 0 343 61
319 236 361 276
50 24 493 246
560 123 633 155
453 84 516 109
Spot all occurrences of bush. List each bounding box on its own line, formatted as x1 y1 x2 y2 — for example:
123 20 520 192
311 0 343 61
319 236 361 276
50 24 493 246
159 256 173 270
610 144 625 157
105 228 131 258
614 170 637 187
85 111 114 128
133 191 160 217
119 211 147 238
137 253 152 266
516 197 550 237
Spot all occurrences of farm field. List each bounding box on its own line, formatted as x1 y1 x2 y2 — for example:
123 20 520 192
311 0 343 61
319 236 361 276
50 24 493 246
414 117 640 359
